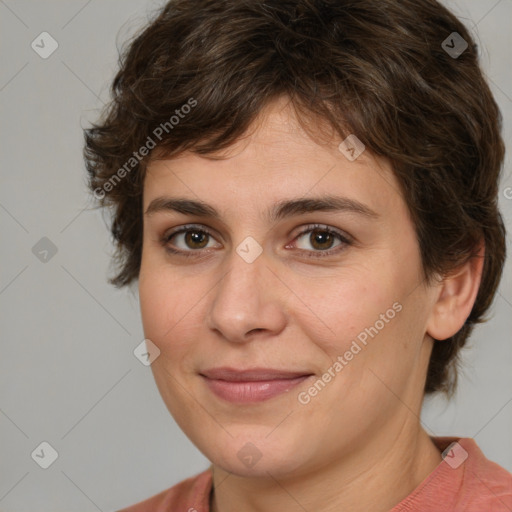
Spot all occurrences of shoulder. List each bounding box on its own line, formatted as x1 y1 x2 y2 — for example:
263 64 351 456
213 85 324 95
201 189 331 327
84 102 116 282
391 437 512 512
116 468 213 512
460 438 512 510
441 437 512 511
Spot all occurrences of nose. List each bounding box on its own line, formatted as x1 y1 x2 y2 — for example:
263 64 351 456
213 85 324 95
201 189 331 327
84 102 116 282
205 247 287 344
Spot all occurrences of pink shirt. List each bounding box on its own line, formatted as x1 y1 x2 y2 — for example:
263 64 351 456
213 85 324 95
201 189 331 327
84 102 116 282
117 437 512 511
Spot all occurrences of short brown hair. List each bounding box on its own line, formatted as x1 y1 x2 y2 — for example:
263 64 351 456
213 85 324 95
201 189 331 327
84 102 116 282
84 0 506 395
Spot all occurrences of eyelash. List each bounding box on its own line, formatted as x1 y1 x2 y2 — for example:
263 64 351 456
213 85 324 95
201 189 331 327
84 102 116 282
160 223 352 259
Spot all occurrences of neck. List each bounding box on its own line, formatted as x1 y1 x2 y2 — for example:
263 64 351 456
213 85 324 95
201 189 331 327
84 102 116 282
210 423 442 512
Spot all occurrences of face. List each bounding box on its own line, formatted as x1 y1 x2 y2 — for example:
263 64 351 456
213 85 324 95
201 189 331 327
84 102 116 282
139 97 438 479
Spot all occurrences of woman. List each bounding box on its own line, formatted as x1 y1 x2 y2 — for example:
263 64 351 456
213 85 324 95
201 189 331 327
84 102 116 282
84 0 512 510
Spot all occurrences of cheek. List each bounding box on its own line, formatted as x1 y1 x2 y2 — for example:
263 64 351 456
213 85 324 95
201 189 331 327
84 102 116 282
139 270 184 349
139 267 211 371
139 273 166 339
298 273 398 357
297 272 423 405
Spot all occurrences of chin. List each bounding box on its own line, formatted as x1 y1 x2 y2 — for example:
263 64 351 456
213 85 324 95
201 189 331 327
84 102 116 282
200 429 308 478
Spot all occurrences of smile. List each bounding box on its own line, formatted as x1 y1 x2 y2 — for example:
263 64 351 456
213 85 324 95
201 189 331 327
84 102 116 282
199 368 314 403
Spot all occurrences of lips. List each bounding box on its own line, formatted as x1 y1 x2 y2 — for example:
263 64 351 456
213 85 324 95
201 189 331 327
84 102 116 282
199 367 314 403
200 367 312 381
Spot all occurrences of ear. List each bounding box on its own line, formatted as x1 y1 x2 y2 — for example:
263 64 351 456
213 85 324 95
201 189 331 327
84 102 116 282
426 242 485 341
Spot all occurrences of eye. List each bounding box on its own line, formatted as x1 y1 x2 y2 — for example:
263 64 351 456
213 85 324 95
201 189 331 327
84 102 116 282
290 224 352 258
161 224 220 257
160 223 352 259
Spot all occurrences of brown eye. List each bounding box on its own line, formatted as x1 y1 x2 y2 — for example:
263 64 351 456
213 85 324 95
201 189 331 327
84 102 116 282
162 225 220 256
292 224 352 258
183 230 209 249
308 229 336 250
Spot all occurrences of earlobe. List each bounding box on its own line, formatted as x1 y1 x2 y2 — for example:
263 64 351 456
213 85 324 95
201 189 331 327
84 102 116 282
426 242 485 341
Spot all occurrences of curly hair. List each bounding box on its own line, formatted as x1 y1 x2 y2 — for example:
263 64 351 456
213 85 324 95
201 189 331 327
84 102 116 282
84 0 506 395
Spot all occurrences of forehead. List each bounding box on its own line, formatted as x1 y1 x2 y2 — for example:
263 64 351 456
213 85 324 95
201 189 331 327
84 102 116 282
143 99 404 221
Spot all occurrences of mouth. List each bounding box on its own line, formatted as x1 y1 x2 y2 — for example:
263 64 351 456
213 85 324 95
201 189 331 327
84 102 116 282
199 367 314 403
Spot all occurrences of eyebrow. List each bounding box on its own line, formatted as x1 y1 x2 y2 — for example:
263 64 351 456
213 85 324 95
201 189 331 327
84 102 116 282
145 195 379 222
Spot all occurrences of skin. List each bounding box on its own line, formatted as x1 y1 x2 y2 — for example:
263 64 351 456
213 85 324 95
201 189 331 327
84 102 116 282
138 96 484 512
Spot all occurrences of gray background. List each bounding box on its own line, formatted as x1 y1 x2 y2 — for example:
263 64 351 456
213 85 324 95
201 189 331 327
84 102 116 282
0 1 511 511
